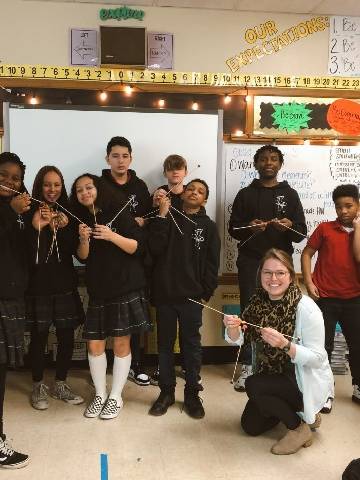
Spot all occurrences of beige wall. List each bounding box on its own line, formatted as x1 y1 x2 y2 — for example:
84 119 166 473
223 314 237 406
2 0 330 75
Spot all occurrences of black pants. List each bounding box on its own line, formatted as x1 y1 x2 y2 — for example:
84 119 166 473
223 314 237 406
29 327 74 382
0 364 6 436
237 253 261 365
241 373 303 436
156 302 203 391
130 333 142 368
318 296 360 385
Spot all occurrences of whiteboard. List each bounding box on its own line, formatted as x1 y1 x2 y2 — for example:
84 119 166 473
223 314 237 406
8 107 219 220
223 143 360 273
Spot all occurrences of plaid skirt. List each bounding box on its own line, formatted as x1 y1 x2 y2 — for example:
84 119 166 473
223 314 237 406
26 291 85 333
83 289 152 340
0 299 26 366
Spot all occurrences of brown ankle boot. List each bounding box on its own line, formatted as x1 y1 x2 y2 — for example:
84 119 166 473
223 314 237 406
271 422 313 455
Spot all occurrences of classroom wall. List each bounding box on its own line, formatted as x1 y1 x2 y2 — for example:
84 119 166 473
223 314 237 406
1 0 330 75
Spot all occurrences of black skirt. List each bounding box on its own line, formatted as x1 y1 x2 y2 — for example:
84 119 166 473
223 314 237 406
0 299 26 366
83 289 152 340
26 290 85 332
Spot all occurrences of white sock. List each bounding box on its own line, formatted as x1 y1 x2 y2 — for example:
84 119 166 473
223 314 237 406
88 352 107 402
109 353 131 404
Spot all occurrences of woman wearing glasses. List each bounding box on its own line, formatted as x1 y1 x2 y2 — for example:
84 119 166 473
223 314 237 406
224 248 333 455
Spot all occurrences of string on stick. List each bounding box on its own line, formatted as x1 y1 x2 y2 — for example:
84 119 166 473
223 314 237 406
169 210 183 235
165 164 201 197
106 197 133 228
55 202 87 226
170 205 197 225
187 298 300 341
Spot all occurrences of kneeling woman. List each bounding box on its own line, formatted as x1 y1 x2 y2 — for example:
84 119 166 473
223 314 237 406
70 174 151 420
224 248 333 455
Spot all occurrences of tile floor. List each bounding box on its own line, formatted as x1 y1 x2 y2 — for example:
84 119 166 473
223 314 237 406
3 365 360 480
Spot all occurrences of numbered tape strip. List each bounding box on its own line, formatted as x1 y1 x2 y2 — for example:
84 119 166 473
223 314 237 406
1 64 360 90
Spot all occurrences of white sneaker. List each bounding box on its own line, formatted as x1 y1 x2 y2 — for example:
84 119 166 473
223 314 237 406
352 384 360 404
233 365 252 392
320 397 333 414
99 398 123 420
84 395 106 418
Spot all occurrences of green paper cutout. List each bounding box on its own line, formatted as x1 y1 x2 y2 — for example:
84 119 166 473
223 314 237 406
272 102 312 133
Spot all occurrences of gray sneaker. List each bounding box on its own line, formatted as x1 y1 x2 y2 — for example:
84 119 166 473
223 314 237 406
31 382 49 410
51 381 84 405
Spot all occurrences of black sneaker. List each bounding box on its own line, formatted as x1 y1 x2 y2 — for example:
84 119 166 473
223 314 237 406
150 367 160 386
149 391 175 416
128 367 150 386
0 435 29 469
183 389 205 419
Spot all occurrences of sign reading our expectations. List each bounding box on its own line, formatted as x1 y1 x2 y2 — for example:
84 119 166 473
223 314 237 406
100 6 145 21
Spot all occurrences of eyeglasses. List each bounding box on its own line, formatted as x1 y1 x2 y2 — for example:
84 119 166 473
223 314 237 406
261 270 289 279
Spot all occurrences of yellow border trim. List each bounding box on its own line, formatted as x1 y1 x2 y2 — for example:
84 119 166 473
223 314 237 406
0 64 360 90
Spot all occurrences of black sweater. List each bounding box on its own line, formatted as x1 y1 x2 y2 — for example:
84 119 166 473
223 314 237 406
82 208 147 300
228 179 307 259
0 198 28 299
25 211 79 296
150 184 185 213
101 169 152 218
148 207 220 306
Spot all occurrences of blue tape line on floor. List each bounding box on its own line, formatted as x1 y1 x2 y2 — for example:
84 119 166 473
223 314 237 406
100 453 108 480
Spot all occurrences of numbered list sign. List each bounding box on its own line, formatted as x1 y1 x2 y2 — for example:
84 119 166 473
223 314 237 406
147 32 173 70
70 29 98 66
328 16 360 76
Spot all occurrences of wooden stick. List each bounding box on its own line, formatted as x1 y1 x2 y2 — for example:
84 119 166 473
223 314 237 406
0 184 42 204
143 208 159 219
92 203 97 225
188 298 300 341
231 346 242 385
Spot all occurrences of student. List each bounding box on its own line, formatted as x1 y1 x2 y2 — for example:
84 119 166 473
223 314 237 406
301 184 360 412
150 154 188 385
26 166 84 411
71 174 151 419
152 154 188 211
101 136 152 386
0 152 30 468
148 179 220 419
224 248 333 455
228 145 307 392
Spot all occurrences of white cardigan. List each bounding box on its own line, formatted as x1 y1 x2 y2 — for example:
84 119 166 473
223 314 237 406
225 295 334 424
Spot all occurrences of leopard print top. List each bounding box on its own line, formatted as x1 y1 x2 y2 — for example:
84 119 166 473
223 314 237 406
242 282 302 375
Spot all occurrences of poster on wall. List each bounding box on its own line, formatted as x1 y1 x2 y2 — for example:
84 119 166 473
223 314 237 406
253 96 360 136
147 32 173 70
328 16 360 77
70 28 98 66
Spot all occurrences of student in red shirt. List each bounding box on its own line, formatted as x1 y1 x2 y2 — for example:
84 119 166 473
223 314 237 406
301 184 360 412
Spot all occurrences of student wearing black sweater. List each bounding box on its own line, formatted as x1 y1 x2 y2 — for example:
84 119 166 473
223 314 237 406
148 179 220 419
101 137 152 386
228 145 307 391
26 166 84 411
71 174 151 420
150 154 188 385
0 152 30 469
